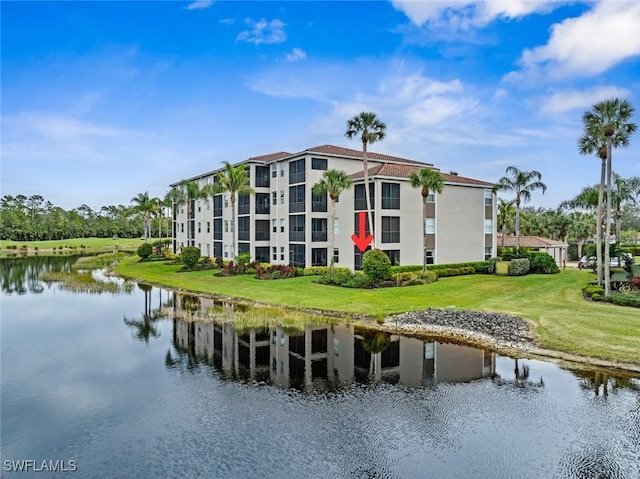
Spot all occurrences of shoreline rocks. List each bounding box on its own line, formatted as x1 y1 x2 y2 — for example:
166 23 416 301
383 308 537 352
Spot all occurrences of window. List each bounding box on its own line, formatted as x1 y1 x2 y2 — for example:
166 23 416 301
206 221 211 233
272 191 277 205
206 201 210 211
280 246 285 261
289 159 305 184
289 215 305 242
312 248 327 266
181 223 184 233
280 164 285 177
381 216 400 243
213 196 222 217
238 242 250 254
224 220 229 233
255 193 270 214
255 220 270 241
427 193 435 203
289 185 305 213
333 248 339 264
272 247 277 261
238 217 250 241
312 218 327 242
382 183 400 209
425 250 434 265
484 219 493 234
354 213 373 236
198 222 201 233
213 242 222 258
213 219 222 240
224 245 229 258
280 218 285 233
425 217 435 234
484 190 493 206
197 204 201 212
224 196 229 208
333 218 339 235
271 164 277 178
280 190 285 205
272 219 277 233
485 247 492 260
383 250 400 266
354 183 375 211
238 194 250 215
289 244 305 267
206 243 211 256
255 166 270 187
255 247 269 262
311 158 328 170
312 191 327 212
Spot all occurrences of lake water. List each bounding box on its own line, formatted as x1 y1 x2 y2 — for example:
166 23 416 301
1 256 639 478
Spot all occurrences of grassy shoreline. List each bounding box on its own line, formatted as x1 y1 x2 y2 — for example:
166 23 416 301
114 256 640 367
0 237 151 258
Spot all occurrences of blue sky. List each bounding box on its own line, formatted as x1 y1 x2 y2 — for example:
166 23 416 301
2 0 639 211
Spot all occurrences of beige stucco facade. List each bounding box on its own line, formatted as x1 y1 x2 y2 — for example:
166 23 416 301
170 144 496 269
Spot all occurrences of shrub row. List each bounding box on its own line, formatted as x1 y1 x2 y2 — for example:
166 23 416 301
303 266 351 276
434 266 476 278
604 293 640 308
389 261 491 275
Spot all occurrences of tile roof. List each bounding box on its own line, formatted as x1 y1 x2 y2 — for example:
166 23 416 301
348 163 494 187
248 151 291 162
500 235 568 247
305 144 432 166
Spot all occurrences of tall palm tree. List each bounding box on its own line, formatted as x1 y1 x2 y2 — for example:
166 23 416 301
579 98 636 295
174 181 207 248
345 111 387 248
164 188 183 242
497 199 515 248
313 169 353 273
492 167 547 251
130 192 158 241
213 162 254 262
409 168 444 272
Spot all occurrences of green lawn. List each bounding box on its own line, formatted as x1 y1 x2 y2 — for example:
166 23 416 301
115 257 640 365
0 237 154 256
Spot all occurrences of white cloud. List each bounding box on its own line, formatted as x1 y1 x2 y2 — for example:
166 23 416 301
236 18 287 45
517 0 640 79
219 18 235 25
540 85 631 114
390 0 564 28
185 0 213 11
285 48 306 63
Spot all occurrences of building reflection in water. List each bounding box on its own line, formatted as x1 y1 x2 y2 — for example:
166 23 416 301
171 296 497 392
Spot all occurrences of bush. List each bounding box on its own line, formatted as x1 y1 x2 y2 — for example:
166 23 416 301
605 293 640 308
488 257 501 274
591 293 603 301
391 271 415 283
137 242 153 260
583 284 604 298
508 258 530 276
255 264 297 280
435 266 475 278
181 246 201 270
529 252 560 274
362 249 391 284
237 252 252 265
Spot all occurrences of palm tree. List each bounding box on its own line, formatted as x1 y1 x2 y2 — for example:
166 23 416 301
174 181 207 248
567 212 596 260
130 192 158 241
345 111 387 248
612 174 638 241
313 169 353 273
579 98 637 295
409 168 444 272
497 199 515 248
492 167 547 251
164 188 183 243
214 162 254 262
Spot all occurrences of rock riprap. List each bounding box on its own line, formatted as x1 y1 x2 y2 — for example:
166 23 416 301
384 308 536 351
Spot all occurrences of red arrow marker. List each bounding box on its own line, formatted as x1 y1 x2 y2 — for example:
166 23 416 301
351 210 373 252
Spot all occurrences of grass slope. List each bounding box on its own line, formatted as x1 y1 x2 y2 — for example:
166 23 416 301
115 257 640 365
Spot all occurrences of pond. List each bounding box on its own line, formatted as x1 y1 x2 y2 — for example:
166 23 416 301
1 256 639 478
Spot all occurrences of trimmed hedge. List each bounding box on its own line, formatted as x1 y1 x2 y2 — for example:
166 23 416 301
434 266 476 278
303 266 350 276
508 258 530 276
390 261 491 275
605 293 640 308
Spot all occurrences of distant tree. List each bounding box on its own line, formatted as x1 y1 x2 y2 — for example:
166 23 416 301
497 199 515 248
492 167 547 251
130 192 158 240
409 168 444 272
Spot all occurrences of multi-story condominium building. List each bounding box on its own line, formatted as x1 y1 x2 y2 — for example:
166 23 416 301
170 144 496 269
